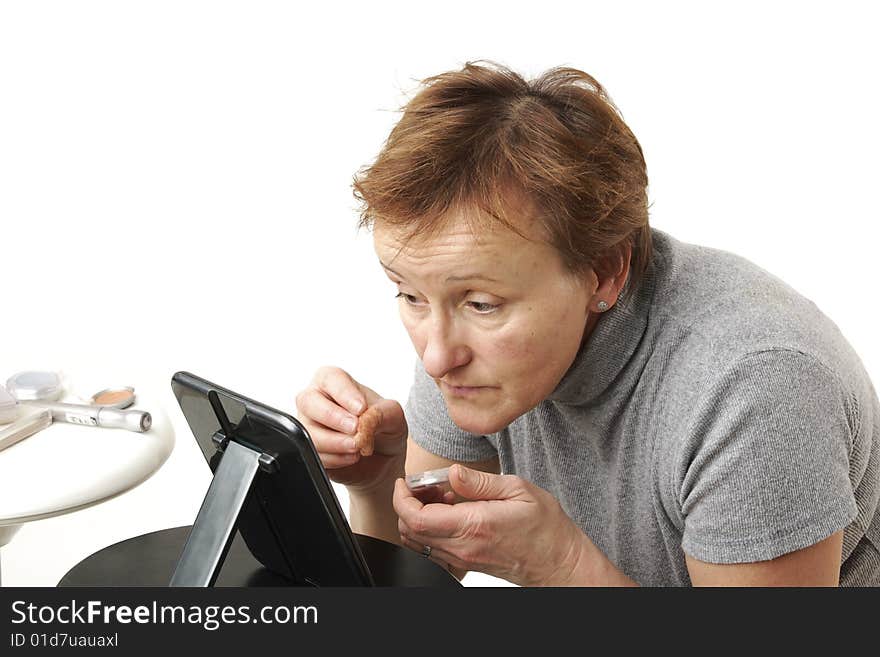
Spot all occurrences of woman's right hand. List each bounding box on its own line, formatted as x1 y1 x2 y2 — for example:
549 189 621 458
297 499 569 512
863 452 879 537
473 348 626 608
295 366 408 494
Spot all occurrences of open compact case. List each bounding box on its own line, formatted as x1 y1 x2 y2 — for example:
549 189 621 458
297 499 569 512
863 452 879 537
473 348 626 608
89 387 136 409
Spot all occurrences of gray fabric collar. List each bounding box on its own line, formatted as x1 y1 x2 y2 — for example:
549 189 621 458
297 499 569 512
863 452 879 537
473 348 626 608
547 228 664 406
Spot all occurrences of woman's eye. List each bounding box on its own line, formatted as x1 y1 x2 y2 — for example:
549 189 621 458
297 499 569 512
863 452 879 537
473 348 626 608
395 292 498 314
395 292 422 305
467 301 499 314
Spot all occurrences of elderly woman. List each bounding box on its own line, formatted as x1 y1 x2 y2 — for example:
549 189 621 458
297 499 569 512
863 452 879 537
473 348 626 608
295 62 879 586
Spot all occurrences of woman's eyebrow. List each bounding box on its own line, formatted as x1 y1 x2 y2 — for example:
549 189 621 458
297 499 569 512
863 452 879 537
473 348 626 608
379 261 404 277
380 261 500 284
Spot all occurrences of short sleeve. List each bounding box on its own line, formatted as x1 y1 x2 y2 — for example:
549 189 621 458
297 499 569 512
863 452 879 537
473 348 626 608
679 348 858 564
404 359 497 462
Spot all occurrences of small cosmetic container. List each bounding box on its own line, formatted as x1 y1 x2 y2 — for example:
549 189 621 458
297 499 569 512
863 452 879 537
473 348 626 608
90 387 136 409
5 371 64 402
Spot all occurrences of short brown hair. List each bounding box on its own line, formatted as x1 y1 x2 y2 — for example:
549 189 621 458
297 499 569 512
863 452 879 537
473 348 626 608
353 61 652 296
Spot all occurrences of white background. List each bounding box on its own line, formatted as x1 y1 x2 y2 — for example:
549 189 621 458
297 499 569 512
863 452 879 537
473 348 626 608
1 1 877 587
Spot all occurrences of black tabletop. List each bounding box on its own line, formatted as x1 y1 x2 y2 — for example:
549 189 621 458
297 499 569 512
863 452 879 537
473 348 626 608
58 526 461 587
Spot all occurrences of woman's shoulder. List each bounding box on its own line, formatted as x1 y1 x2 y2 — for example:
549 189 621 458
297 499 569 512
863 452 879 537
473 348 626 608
648 229 868 393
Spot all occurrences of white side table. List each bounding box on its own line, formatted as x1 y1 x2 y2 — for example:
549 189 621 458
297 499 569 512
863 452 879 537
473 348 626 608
0 390 174 585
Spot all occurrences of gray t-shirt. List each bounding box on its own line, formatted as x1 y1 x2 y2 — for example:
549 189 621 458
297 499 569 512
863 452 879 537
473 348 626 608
405 228 880 586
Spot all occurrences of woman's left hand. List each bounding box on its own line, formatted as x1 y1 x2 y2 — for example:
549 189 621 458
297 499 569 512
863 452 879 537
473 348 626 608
392 464 592 586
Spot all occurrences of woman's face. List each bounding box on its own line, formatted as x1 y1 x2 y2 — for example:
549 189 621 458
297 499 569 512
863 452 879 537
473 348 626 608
374 213 598 435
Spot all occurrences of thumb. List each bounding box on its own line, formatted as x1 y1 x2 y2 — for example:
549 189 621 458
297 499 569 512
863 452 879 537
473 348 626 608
369 399 406 438
450 464 515 501
367 399 407 458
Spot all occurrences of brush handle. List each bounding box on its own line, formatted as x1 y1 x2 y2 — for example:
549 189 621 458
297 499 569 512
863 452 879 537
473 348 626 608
21 401 152 433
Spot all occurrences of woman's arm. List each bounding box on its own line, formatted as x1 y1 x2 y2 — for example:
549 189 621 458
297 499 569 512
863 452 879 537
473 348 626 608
349 468 406 546
542 527 844 586
684 530 844 586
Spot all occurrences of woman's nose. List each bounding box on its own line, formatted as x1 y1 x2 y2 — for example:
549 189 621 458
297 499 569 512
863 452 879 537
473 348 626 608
420 319 470 379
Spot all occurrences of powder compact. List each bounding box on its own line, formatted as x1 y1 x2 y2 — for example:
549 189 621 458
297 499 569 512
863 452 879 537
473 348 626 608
90 387 136 409
6 371 64 402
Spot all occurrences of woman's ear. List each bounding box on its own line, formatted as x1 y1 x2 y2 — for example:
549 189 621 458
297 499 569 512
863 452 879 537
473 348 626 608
592 245 632 311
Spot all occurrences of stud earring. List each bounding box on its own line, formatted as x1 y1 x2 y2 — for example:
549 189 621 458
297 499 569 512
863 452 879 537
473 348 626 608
597 301 609 312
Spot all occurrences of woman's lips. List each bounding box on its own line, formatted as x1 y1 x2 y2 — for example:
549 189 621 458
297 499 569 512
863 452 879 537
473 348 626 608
441 382 491 397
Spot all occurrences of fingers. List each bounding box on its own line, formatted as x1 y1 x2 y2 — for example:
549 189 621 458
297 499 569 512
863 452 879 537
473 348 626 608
393 478 464 538
411 484 451 506
395 480 477 573
449 465 524 502
296 386 360 435
397 534 465 572
365 399 408 459
311 366 368 415
295 391 361 468
295 366 408 474
295 367 369 471
321 450 362 469
397 512 469 572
